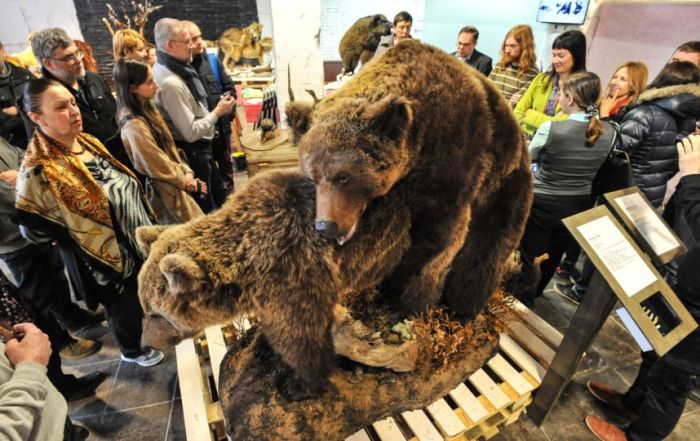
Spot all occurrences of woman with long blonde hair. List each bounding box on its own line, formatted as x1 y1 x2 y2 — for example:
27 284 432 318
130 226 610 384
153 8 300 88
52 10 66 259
599 61 648 121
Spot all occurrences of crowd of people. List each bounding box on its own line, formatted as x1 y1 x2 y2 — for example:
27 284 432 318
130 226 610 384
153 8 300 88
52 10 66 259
0 10 699 441
0 18 239 440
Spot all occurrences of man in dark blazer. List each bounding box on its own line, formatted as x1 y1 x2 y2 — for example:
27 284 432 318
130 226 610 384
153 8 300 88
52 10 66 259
451 26 492 76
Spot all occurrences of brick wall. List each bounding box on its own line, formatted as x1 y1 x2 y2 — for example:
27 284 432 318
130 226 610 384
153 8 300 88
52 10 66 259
73 0 258 87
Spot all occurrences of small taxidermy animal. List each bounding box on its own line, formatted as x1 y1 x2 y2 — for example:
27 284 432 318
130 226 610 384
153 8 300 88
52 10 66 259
260 118 279 143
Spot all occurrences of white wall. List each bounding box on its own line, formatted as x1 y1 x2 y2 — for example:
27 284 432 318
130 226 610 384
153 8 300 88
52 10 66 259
0 0 83 53
320 0 425 61
422 0 586 72
270 0 324 126
256 0 274 39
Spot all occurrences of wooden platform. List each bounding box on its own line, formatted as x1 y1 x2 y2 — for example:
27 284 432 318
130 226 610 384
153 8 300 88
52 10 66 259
175 318 252 441
241 129 299 177
175 298 562 441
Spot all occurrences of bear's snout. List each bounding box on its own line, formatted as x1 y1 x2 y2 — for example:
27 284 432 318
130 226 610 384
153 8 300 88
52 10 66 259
315 220 339 240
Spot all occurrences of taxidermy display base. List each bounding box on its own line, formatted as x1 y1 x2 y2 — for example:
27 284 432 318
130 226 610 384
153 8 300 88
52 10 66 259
218 293 505 440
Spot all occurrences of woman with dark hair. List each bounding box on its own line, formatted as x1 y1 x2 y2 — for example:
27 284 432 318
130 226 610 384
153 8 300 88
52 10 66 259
514 30 587 136
14 78 164 367
114 58 203 224
516 72 615 306
618 61 700 207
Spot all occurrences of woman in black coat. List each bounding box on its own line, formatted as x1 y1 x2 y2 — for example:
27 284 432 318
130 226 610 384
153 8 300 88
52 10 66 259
619 61 700 208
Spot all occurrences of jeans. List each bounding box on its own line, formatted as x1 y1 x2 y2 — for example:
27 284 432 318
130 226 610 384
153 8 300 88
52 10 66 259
176 139 228 213
624 351 700 441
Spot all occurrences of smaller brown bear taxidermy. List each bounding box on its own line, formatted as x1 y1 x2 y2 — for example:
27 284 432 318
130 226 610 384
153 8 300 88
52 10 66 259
136 170 411 401
338 14 392 75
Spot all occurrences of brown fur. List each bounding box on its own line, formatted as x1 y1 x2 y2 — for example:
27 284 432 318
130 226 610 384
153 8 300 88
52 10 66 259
288 40 533 320
338 14 392 74
137 170 411 400
219 22 271 70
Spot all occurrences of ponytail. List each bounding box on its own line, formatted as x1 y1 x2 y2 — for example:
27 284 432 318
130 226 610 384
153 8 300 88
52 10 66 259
561 72 604 144
584 104 603 144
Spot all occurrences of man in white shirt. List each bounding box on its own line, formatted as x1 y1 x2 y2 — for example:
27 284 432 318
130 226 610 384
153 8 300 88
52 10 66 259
153 18 235 213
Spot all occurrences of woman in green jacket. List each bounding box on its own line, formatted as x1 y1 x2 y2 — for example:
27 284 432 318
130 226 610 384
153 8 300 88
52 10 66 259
514 30 587 136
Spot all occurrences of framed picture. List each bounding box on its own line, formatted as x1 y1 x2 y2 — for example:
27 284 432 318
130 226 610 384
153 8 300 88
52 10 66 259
536 0 591 25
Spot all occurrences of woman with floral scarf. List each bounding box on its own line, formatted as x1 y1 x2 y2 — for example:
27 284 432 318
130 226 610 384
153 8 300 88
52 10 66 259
15 78 163 367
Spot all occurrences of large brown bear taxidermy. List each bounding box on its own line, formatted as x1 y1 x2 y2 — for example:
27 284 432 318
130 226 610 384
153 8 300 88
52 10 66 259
286 40 533 322
338 14 392 74
136 170 411 401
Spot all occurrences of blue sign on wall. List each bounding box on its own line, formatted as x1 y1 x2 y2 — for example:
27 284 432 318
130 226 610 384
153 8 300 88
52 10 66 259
537 1 590 25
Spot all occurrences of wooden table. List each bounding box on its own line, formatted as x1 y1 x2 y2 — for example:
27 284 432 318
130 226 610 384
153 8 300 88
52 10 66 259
242 129 299 177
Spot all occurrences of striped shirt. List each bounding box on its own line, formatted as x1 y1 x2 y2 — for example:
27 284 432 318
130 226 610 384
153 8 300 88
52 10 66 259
488 64 539 107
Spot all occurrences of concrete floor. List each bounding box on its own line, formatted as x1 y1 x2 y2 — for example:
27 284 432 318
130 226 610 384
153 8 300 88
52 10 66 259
62 259 700 440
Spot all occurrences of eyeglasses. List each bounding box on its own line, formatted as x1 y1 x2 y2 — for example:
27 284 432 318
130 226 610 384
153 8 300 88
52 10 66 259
169 39 190 45
51 51 84 64
457 42 473 47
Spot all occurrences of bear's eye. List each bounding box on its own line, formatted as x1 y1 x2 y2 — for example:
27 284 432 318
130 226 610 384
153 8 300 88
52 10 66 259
333 174 349 186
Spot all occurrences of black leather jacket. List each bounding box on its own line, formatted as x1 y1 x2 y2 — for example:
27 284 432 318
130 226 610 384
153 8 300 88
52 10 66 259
619 84 700 207
41 67 118 144
0 62 32 148
668 174 700 365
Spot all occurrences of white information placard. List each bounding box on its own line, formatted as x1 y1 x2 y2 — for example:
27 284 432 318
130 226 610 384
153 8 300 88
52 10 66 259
577 216 656 297
614 192 680 256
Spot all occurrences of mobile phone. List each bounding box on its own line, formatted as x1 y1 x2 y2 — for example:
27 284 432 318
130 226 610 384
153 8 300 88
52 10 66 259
0 320 17 343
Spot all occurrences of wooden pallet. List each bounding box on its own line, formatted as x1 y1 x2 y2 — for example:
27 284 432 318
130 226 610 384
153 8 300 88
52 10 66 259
176 298 561 441
175 318 251 441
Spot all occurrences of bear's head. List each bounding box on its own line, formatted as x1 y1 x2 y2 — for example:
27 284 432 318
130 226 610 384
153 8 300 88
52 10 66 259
291 94 413 245
136 225 219 349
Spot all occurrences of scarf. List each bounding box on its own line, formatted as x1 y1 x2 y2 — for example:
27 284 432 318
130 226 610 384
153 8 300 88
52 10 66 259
15 131 140 273
545 75 561 116
608 96 630 117
156 50 208 108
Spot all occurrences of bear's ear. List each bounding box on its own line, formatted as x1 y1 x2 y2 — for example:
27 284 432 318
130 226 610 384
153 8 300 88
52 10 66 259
136 225 170 256
364 94 413 143
158 253 205 296
285 102 315 143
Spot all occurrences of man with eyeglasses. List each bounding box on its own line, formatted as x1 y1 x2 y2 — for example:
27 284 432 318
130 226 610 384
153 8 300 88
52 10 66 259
153 18 235 213
451 26 492 76
31 28 118 146
183 20 237 195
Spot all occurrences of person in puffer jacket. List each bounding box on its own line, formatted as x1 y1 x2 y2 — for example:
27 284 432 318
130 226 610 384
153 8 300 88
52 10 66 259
619 61 700 207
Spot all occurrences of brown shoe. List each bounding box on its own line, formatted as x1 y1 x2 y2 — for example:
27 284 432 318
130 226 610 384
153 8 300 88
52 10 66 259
585 415 627 441
587 381 637 417
59 338 102 360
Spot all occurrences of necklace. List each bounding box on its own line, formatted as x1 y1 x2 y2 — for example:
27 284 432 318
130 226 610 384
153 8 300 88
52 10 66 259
70 145 85 155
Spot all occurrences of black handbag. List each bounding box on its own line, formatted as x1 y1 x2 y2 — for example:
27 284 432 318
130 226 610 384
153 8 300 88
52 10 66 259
591 121 634 198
